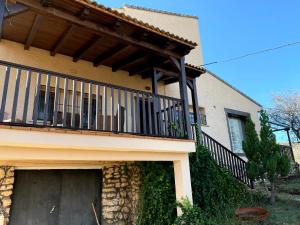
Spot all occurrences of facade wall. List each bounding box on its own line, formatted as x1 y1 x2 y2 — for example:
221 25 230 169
198 72 261 149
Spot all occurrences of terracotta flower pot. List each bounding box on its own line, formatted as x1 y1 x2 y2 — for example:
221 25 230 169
235 207 269 221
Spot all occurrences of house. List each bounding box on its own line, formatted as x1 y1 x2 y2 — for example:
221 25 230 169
117 5 262 157
0 1 261 225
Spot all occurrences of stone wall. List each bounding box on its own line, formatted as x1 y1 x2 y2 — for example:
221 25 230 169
102 163 140 225
0 166 14 225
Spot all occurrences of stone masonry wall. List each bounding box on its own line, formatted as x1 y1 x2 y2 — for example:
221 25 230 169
102 163 140 225
0 166 14 225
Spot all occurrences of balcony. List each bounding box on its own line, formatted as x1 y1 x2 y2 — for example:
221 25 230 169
0 60 189 139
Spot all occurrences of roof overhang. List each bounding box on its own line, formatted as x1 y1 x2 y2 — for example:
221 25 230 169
0 0 202 82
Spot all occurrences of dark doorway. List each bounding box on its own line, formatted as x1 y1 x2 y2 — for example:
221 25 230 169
9 170 102 225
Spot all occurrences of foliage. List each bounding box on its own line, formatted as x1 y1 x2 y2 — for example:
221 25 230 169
268 91 300 141
136 162 176 225
137 144 260 224
243 110 291 204
189 145 254 214
173 199 212 225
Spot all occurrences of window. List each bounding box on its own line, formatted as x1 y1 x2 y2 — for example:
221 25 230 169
189 107 207 126
227 114 246 154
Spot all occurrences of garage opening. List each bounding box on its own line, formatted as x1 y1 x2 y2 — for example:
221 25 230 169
9 170 102 225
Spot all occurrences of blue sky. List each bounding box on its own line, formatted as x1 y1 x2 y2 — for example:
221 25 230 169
97 0 300 108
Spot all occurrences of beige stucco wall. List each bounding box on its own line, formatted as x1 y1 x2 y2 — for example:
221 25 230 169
198 72 261 149
292 143 300 163
116 6 203 67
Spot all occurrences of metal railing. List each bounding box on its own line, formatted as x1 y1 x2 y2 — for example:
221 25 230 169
191 124 253 188
0 60 187 139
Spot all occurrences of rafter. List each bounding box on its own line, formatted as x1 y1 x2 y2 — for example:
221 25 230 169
17 0 185 58
73 35 101 62
93 44 129 67
51 25 75 56
129 58 169 76
112 51 145 72
24 14 43 50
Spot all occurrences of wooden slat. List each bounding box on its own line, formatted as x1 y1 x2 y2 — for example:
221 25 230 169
11 69 21 123
62 78 68 127
22 70 32 123
53 76 60 126
32 72 41 125
71 80 77 128
163 97 168 136
136 92 140 133
88 82 92 129
142 93 146 134
147 94 152 134
124 90 128 132
43 74 51 125
153 96 158 135
104 85 108 130
167 98 172 135
157 97 163 135
130 91 134 133
0 66 10 121
0 0 5 40
117 88 121 132
24 14 43 50
111 87 114 131
51 25 75 56
73 35 100 62
95 84 100 130
79 81 85 128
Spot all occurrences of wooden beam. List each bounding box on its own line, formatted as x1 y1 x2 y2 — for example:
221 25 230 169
79 7 90 20
169 56 181 72
93 44 129 67
0 0 5 40
190 78 202 143
164 77 178 85
129 58 169 76
178 57 192 139
17 0 184 58
24 14 43 50
154 67 179 78
73 35 100 62
112 51 145 72
4 3 28 18
41 0 52 7
51 24 75 56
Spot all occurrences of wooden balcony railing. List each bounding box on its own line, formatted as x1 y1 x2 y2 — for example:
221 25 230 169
0 60 188 139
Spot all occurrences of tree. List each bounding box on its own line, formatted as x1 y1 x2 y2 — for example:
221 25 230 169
243 110 291 204
268 91 300 141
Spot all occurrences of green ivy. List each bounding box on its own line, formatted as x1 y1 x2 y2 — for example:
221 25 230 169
137 145 260 224
136 162 177 225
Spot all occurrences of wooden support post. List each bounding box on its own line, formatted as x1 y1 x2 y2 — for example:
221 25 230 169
189 78 202 143
0 0 5 40
178 57 192 139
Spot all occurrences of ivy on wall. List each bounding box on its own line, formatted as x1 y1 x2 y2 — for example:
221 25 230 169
137 145 259 225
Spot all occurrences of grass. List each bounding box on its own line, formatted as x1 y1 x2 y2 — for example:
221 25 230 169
199 178 300 225
245 177 300 225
